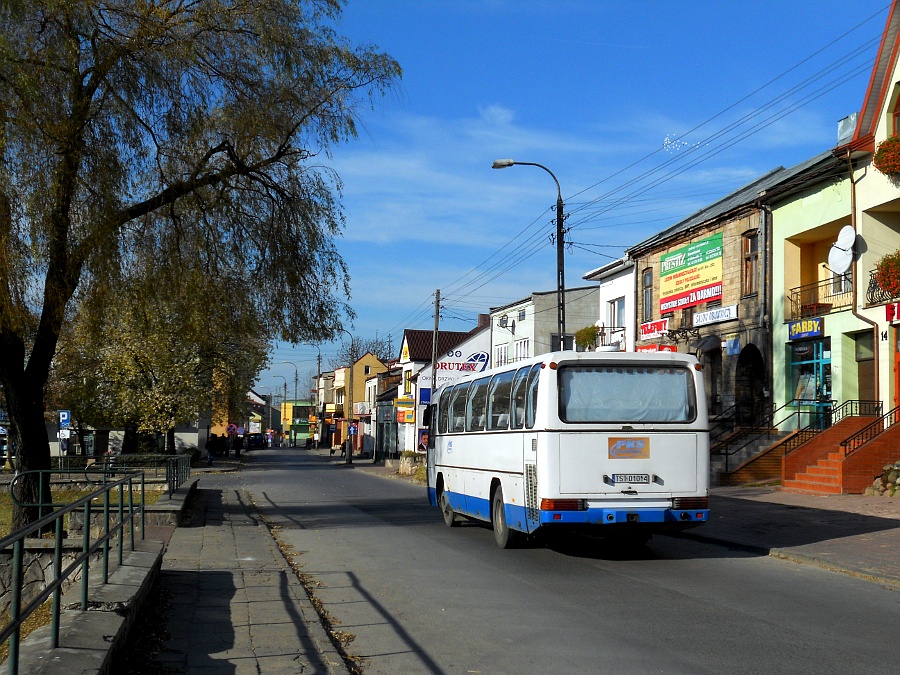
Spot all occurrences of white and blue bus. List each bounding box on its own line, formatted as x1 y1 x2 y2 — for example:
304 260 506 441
425 350 710 548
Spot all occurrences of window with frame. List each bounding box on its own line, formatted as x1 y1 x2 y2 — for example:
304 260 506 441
466 377 490 432
514 338 530 362
487 371 515 430
742 230 759 296
642 268 653 322
495 343 508 368
517 309 526 321
449 383 470 432
831 270 852 295
608 296 625 327
510 367 530 429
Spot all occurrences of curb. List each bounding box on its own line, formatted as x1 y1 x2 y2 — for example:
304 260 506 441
674 530 900 589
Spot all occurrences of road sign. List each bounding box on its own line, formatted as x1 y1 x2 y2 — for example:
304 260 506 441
348 424 358 436
59 410 71 429
226 423 238 435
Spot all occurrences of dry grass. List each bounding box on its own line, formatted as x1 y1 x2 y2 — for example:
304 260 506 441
0 599 53 664
0 489 163 538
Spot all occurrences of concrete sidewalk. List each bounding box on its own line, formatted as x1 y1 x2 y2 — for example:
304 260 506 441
693 485 900 586
145 483 344 674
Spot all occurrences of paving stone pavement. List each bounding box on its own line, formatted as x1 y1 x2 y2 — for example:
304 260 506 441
149 484 343 674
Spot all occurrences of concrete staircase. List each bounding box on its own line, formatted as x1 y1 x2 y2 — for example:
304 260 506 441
710 429 791 484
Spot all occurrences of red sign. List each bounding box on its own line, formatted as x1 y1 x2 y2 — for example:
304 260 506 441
639 318 669 340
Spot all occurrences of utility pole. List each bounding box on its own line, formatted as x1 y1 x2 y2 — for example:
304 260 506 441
430 289 440 404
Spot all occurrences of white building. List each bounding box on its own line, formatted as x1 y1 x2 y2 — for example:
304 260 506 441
582 257 636 352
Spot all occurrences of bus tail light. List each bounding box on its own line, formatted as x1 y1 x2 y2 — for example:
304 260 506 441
540 499 586 511
673 497 708 510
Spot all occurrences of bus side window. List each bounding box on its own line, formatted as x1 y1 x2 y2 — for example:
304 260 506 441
450 383 469 432
525 363 541 429
487 370 514 430
510 367 530 429
438 389 450 433
466 377 490 432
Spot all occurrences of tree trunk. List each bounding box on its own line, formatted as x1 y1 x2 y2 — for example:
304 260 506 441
6 379 53 533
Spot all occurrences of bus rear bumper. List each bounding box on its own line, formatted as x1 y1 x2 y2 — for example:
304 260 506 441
540 506 709 526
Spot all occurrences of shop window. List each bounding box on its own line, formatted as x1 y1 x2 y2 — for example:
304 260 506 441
642 268 653 322
742 230 758 296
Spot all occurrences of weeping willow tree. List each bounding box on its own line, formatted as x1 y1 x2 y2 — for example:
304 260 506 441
0 0 401 528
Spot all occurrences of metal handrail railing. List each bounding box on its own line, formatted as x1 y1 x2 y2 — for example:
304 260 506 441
713 399 836 471
840 404 900 455
77 454 191 498
788 276 852 320
1 471 145 674
708 404 738 444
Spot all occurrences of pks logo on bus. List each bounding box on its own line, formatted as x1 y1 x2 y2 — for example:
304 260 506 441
608 437 650 459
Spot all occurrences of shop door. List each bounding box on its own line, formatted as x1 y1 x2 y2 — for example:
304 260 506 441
789 338 832 427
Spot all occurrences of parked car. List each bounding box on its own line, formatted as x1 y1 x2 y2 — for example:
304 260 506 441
247 433 266 449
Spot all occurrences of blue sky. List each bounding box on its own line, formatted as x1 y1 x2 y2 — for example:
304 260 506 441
261 0 892 396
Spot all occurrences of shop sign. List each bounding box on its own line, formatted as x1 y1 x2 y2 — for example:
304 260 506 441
394 397 416 408
639 318 669 340
788 318 824 340
886 303 900 322
693 305 737 327
397 409 415 424
659 234 723 313
635 344 677 353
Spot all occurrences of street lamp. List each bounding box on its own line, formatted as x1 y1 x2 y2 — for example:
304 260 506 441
492 158 567 349
282 361 299 446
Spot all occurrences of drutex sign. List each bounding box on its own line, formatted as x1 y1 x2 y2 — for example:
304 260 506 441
659 234 723 313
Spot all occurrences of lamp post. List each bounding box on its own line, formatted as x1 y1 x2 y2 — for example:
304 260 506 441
492 158 567 349
274 374 288 447
282 361 299 446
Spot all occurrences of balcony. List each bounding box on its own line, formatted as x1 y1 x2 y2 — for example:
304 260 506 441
594 326 626 351
867 269 900 305
788 278 852 320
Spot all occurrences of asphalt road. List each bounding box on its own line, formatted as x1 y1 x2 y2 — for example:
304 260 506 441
215 448 899 674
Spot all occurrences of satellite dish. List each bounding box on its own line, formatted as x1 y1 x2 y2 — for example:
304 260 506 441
828 225 856 275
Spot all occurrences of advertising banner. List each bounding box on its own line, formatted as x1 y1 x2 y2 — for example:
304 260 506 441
639 318 669 340
659 234 723 313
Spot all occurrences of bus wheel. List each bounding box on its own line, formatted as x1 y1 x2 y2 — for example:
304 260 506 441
491 487 520 549
439 489 460 528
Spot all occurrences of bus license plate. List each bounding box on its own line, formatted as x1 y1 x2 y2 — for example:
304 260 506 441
613 474 650 484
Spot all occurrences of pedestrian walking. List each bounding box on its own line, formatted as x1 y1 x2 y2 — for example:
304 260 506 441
205 434 215 466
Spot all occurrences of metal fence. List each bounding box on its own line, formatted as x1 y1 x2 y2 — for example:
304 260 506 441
0 471 146 674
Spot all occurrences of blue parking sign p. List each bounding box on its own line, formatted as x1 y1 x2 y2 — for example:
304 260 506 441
59 410 71 429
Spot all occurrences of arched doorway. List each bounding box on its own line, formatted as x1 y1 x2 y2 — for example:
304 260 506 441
734 344 766 425
701 348 722 416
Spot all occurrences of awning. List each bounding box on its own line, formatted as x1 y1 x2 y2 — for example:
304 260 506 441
690 335 722 352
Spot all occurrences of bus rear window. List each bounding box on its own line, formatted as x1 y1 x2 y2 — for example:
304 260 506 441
558 365 696 423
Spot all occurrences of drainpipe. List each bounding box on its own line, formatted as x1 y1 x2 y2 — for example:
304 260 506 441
846 149 880 400
758 204 771 404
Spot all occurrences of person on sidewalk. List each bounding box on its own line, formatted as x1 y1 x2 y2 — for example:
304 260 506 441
205 434 216 466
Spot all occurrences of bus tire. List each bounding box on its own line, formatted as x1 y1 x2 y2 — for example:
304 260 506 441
439 488 460 528
492 487 521 549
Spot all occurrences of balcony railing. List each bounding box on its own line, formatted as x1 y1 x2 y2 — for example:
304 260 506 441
788 277 852 320
594 326 626 350
867 269 899 305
